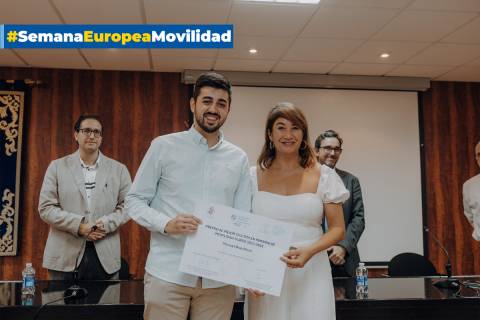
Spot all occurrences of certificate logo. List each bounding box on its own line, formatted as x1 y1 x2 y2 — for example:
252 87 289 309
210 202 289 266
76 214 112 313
231 214 249 227
207 206 215 216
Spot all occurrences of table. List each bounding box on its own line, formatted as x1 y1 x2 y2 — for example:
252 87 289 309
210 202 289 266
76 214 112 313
1 277 479 319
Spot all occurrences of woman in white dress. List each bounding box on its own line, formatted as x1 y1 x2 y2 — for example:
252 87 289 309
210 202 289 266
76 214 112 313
247 103 349 320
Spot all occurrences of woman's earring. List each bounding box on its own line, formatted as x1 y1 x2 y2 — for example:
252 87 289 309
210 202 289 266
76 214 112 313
300 140 307 150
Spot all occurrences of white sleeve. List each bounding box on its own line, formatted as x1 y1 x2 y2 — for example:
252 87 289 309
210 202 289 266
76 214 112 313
319 165 350 203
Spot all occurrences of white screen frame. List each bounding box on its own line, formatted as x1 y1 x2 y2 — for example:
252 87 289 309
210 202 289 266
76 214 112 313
222 86 424 263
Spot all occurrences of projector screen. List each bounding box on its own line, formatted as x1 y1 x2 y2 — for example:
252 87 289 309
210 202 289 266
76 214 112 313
222 86 423 263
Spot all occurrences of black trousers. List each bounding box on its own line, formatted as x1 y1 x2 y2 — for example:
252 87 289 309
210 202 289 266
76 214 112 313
331 263 351 278
48 242 118 281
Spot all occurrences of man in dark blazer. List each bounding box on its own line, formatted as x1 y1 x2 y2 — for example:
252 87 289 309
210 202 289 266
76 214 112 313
315 129 365 277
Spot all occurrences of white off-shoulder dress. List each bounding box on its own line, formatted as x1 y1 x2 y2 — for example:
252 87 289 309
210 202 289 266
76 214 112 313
246 165 349 320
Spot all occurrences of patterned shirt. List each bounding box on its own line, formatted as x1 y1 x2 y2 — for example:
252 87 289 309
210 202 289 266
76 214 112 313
80 154 100 210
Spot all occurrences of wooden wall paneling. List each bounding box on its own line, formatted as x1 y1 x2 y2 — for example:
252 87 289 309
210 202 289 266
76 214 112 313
0 67 191 280
2 66 480 280
422 81 480 276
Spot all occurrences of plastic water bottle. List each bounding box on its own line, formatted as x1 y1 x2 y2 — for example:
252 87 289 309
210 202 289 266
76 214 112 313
21 293 34 306
356 262 368 298
21 262 36 295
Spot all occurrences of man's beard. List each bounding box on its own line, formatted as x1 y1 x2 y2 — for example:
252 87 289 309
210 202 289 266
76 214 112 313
325 157 337 168
195 112 225 133
319 156 337 168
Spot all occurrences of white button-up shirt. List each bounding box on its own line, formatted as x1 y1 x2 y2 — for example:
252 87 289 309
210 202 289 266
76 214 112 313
463 173 480 241
126 126 252 288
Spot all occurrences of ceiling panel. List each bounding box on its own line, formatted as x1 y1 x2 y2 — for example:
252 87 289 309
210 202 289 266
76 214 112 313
0 50 28 67
406 43 480 66
0 0 479 81
145 0 232 24
150 49 218 60
229 2 313 37
321 0 412 9
436 65 480 81
330 62 397 76
81 49 150 71
441 16 480 44
272 61 337 73
14 49 89 69
52 0 143 23
467 56 480 66
409 0 480 11
284 38 363 62
345 41 430 64
301 6 398 39
0 0 62 24
152 56 214 72
373 10 477 41
386 65 453 78
214 58 276 72
218 36 292 60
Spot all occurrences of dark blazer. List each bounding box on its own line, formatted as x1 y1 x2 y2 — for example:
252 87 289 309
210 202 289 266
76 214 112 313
326 168 365 277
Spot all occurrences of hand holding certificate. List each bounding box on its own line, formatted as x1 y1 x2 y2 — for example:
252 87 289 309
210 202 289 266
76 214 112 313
179 202 294 296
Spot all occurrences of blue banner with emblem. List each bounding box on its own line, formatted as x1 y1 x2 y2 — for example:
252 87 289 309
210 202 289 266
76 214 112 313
0 90 24 256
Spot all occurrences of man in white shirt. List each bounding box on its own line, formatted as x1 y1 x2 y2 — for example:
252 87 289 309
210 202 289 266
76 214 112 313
463 141 480 241
126 72 252 320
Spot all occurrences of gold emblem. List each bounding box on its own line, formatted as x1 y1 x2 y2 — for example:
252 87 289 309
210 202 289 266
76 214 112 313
0 93 21 156
0 189 14 254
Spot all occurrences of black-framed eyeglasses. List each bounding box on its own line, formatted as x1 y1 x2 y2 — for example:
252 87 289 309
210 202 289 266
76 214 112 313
320 146 342 154
79 128 102 137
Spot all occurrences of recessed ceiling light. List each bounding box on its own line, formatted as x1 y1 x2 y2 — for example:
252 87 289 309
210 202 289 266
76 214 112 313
249 48 258 55
240 0 321 4
380 53 390 59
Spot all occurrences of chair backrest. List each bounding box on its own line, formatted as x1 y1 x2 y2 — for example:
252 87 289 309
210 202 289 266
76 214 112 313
119 258 131 280
388 252 438 277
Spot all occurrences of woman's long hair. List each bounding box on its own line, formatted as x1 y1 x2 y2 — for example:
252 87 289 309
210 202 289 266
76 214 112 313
257 102 316 170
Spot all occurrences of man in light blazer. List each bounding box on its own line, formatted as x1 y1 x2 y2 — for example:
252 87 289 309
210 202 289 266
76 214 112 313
38 114 131 280
315 129 365 277
463 140 480 241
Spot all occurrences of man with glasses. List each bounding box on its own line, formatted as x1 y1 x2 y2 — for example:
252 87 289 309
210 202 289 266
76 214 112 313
315 129 365 277
463 141 480 241
39 114 131 280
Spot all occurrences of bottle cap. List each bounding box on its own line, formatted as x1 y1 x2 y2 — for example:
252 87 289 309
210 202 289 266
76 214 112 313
359 262 365 267
26 263 32 268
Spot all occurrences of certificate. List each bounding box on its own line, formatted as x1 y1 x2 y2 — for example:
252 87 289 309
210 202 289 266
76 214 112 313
179 202 294 296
